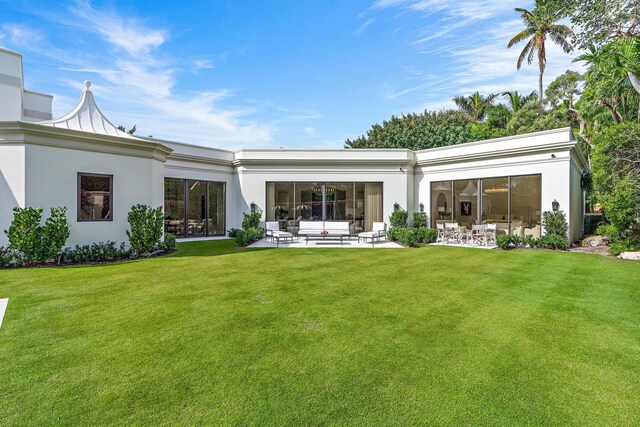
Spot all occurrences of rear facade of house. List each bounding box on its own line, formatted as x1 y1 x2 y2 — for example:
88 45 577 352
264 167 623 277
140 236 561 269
0 48 589 246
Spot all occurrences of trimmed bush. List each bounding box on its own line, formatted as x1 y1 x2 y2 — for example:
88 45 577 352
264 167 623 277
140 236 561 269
0 247 27 268
126 205 164 256
412 211 428 228
163 233 176 252
5 206 70 262
389 226 436 247
61 241 130 263
242 212 262 229
390 210 408 228
540 210 568 250
5 207 43 261
236 227 264 246
227 228 240 238
41 207 71 263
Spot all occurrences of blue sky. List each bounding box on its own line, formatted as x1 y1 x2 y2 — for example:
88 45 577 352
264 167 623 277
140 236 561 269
0 0 582 149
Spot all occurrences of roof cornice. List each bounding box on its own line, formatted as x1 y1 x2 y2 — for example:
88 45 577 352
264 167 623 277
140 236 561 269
0 121 173 162
416 140 577 167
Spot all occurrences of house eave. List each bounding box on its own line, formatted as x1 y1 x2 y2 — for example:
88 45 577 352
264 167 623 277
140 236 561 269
0 121 173 161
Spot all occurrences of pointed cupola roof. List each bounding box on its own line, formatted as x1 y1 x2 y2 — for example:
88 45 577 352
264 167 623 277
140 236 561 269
39 81 133 138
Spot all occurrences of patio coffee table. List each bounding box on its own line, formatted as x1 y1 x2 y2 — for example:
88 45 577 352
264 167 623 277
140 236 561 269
274 232 294 247
303 232 345 245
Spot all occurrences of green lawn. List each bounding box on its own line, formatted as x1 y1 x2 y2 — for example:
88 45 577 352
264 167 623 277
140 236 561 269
1 240 639 426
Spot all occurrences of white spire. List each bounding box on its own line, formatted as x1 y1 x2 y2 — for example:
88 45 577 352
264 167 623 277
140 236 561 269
38 81 133 138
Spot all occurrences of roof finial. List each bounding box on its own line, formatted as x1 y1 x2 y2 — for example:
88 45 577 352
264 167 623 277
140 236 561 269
84 80 92 90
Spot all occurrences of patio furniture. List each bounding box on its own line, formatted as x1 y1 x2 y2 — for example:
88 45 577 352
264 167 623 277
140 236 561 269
298 221 350 245
436 223 446 243
357 222 387 246
445 222 459 243
273 231 294 247
457 225 472 245
472 224 487 246
486 223 497 246
265 221 291 244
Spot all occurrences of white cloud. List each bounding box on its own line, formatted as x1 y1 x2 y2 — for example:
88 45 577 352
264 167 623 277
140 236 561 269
72 0 167 56
0 23 44 46
354 18 376 36
303 126 317 136
24 1 276 148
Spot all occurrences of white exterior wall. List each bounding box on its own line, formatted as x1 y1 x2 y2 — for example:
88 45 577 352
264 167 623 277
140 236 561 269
24 144 165 246
0 145 26 245
569 157 585 242
235 150 415 228
162 140 239 230
415 129 584 241
22 90 53 122
0 48 23 122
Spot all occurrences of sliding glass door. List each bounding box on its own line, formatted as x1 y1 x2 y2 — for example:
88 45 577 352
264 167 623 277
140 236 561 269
266 181 383 232
164 178 226 237
431 174 541 237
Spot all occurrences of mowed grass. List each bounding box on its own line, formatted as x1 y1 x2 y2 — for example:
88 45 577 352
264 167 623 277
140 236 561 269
0 240 639 426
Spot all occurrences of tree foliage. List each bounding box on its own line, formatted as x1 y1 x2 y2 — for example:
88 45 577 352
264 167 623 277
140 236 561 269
507 0 574 97
549 0 639 50
344 110 473 150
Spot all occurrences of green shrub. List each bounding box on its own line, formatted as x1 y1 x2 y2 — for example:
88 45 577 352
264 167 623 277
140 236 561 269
5 207 43 261
0 247 27 268
609 238 640 256
390 210 408 228
391 227 419 247
126 205 164 255
41 207 70 263
5 206 71 262
241 212 262 229
538 235 568 250
61 241 130 263
496 234 513 249
236 227 264 246
162 233 176 252
412 212 428 228
227 228 240 238
539 210 568 249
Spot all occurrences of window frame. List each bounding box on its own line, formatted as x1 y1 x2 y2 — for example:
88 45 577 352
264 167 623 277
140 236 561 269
77 172 114 222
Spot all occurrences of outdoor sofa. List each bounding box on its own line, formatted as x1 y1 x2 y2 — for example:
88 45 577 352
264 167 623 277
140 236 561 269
298 221 350 245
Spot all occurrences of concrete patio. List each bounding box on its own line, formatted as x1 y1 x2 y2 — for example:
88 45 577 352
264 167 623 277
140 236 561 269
249 237 403 248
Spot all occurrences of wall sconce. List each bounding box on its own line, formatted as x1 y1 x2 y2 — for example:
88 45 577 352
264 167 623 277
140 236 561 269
552 199 559 212
250 202 257 213
419 202 424 212
394 202 400 211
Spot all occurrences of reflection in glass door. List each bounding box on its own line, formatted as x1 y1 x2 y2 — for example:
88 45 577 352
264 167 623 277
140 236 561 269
187 180 206 236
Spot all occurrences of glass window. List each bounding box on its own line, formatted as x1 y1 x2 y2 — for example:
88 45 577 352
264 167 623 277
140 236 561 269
454 179 478 229
78 173 112 221
187 180 206 237
165 179 225 238
431 181 452 227
481 177 509 235
208 182 225 235
164 178 185 236
510 175 541 238
266 182 382 232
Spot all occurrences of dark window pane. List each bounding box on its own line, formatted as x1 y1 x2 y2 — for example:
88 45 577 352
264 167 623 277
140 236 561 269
207 182 225 235
79 174 112 221
164 178 185 237
187 180 206 236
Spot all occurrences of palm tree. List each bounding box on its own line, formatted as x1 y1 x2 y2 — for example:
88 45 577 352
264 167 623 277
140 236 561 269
507 0 573 98
452 92 497 122
502 90 538 113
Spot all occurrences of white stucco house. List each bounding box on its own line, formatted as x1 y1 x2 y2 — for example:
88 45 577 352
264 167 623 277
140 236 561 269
0 47 589 246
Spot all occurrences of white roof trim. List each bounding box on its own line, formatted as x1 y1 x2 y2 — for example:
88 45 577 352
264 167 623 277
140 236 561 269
38 81 132 138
